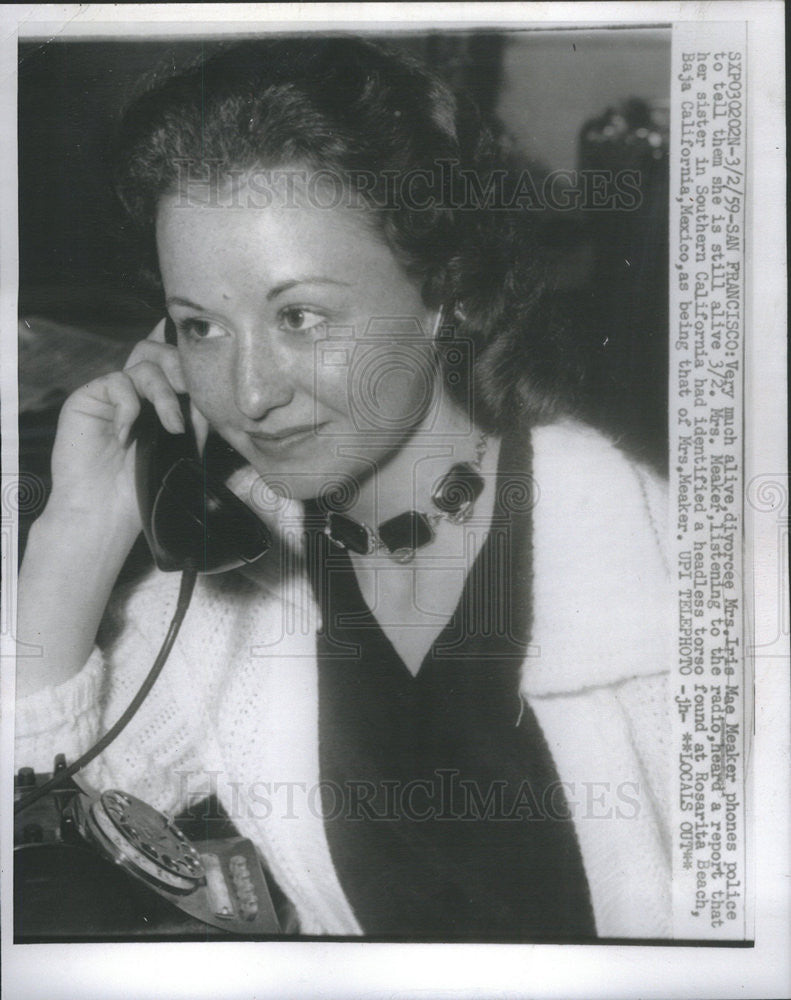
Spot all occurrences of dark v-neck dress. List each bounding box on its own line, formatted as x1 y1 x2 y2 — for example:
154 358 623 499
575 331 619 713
303 433 596 940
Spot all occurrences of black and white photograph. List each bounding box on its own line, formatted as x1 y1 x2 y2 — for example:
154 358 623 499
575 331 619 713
1 3 787 999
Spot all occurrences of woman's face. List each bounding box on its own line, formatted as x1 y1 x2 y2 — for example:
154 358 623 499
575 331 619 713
156 180 439 499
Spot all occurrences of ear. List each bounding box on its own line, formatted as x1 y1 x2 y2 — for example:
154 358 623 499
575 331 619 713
429 303 467 339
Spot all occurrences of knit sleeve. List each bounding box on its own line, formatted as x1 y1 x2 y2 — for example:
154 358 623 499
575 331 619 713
14 646 106 774
14 569 229 815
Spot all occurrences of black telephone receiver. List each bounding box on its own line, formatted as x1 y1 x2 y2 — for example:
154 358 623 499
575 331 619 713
133 317 271 574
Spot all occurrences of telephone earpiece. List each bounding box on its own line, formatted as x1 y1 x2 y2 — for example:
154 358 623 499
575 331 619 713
133 318 271 573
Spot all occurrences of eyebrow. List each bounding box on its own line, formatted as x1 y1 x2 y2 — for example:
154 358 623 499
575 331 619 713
265 277 351 301
166 278 350 313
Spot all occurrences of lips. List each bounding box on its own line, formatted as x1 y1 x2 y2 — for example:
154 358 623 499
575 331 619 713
251 424 320 442
247 423 327 453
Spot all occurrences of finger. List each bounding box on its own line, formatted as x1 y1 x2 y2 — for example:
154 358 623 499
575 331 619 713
124 339 187 394
123 359 185 436
75 371 142 446
147 317 167 343
189 399 211 456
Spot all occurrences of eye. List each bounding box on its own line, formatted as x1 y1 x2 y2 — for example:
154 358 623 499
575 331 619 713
175 317 226 342
278 306 327 334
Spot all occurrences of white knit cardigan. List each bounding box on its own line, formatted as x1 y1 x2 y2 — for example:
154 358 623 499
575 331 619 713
16 420 672 938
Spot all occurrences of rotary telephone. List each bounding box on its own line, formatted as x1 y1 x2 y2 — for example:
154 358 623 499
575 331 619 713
14 319 282 940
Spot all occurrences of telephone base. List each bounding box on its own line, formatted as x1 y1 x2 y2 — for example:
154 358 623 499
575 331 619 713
14 767 285 940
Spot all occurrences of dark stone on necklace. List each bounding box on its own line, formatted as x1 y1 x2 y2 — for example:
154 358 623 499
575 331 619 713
325 512 375 555
377 510 434 562
430 462 485 521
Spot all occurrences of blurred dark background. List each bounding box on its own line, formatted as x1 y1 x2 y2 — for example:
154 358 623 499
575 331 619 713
17 29 670 553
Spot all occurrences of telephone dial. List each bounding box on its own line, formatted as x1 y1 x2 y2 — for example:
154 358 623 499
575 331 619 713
14 760 285 939
14 318 283 940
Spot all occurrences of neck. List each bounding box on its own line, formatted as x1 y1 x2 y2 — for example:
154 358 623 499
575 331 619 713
343 390 495 528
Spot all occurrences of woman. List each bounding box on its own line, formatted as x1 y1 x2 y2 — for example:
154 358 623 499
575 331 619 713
16 37 671 939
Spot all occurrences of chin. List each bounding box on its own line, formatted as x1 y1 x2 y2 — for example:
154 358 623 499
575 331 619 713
234 429 380 506
243 462 362 506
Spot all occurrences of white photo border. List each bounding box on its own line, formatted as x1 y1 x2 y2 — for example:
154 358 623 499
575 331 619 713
1 3 787 999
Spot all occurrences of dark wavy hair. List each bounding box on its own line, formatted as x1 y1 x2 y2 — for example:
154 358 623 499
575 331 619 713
113 35 581 433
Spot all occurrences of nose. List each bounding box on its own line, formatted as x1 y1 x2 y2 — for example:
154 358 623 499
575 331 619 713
233 332 295 421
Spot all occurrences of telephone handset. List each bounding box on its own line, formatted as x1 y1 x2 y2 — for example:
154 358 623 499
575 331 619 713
14 321 283 937
134 316 271 573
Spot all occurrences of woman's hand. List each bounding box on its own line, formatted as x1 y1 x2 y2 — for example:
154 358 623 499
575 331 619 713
16 320 200 696
47 319 189 534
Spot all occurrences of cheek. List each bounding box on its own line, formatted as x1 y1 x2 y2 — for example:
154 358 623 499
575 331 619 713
342 342 437 432
179 355 230 421
308 342 352 419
